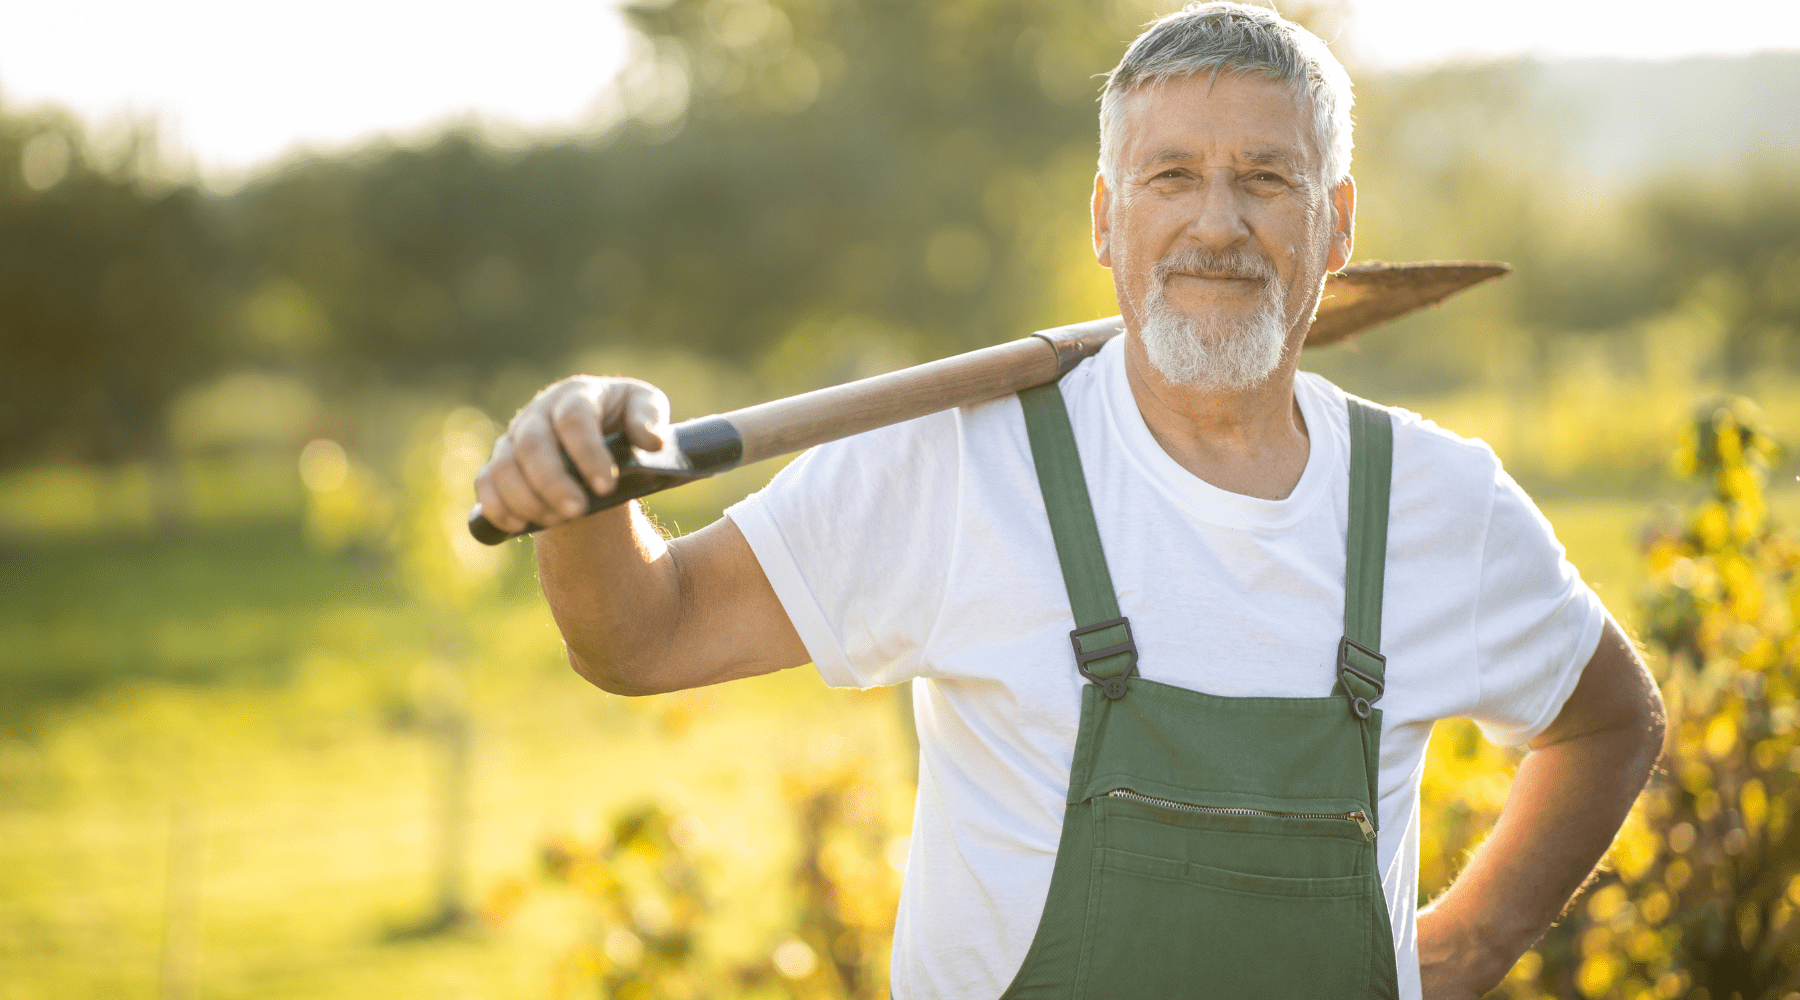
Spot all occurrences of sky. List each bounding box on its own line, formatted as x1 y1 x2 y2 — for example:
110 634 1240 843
1342 0 1800 67
1 0 1797 178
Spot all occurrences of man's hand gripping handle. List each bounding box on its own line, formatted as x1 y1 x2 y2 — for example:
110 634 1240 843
468 417 745 544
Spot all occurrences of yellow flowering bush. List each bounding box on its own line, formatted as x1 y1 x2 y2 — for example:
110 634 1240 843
1493 397 1800 1000
496 770 904 999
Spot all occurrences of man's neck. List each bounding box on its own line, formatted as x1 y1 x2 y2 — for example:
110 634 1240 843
1121 334 1311 501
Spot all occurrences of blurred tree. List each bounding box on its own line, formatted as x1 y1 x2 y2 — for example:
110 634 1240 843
411 408 511 932
1635 164 1800 380
224 0 1341 400
0 113 228 471
1309 59 1628 398
779 771 904 999
1306 68 1800 404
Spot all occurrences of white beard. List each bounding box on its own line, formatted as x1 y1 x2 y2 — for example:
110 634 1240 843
1138 273 1290 391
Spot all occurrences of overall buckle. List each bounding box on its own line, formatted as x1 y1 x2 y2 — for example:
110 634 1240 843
1070 617 1136 700
1336 635 1386 720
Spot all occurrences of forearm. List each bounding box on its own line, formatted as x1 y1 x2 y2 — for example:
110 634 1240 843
1424 727 1659 975
479 375 805 695
534 501 684 695
1418 620 1665 997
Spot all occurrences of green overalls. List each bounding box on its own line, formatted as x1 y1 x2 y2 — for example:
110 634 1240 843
996 382 1400 999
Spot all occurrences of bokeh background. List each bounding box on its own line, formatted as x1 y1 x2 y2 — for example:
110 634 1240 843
2 0 1799 997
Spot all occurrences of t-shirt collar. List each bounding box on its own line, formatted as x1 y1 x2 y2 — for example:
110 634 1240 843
1092 336 1338 530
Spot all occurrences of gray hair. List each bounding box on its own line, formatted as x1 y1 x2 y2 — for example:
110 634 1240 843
1098 3 1354 186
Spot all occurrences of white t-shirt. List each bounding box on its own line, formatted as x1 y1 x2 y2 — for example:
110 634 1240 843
726 337 1609 1000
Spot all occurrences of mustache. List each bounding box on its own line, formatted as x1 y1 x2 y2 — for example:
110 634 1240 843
1150 246 1278 285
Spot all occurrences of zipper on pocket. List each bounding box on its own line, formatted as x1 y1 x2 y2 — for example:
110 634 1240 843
1106 788 1375 841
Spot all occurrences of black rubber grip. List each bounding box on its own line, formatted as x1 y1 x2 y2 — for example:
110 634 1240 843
466 416 744 544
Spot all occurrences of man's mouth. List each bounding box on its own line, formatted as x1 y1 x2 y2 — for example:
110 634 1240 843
1168 271 1265 284
1152 244 1279 286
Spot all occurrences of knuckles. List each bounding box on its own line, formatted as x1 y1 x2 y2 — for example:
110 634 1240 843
480 374 669 529
505 374 670 472
511 430 556 461
551 401 592 433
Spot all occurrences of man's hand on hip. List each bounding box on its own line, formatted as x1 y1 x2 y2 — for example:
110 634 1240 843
1417 619 1665 998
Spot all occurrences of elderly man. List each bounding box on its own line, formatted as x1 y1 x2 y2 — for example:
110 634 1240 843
474 4 1665 998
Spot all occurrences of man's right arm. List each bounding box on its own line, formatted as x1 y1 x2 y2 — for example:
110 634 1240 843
473 376 810 695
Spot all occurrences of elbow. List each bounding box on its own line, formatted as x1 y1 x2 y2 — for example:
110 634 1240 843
1614 637 1667 771
1639 681 1669 764
1611 661 1668 786
1633 645 1667 745
566 645 671 697
1644 678 1667 734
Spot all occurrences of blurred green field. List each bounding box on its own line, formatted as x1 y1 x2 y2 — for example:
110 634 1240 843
4 443 1793 998
0 514 913 999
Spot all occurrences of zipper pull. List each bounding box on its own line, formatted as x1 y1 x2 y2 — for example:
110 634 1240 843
1348 811 1375 840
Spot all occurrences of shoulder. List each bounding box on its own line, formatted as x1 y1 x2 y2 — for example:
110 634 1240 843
1036 333 1125 435
1298 372 1505 522
1301 373 1501 476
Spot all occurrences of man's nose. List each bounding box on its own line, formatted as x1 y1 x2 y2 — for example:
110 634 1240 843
1182 174 1252 251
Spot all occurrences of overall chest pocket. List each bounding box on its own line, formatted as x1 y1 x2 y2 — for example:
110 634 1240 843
1073 792 1395 1000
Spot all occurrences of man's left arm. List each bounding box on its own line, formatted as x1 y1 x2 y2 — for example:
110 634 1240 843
1417 618 1666 998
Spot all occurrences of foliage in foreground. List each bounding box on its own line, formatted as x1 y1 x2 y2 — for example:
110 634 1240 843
1479 397 1799 1000
492 772 903 1000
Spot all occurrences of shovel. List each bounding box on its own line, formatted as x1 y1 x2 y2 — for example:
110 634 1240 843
469 260 1509 544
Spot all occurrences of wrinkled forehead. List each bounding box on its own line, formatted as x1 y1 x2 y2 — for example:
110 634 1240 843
1112 70 1322 173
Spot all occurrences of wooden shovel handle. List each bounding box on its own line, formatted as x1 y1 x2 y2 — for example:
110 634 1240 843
465 318 1118 544
730 315 1121 464
467 262 1508 543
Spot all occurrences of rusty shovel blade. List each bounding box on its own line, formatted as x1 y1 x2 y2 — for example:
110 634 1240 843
1305 261 1511 348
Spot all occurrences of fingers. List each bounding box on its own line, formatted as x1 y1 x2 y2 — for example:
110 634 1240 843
472 462 517 535
620 381 671 453
513 409 589 520
552 389 617 496
476 433 556 533
474 376 676 534
569 379 670 494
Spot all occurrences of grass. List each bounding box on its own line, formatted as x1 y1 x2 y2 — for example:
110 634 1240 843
0 519 911 999
0 526 407 729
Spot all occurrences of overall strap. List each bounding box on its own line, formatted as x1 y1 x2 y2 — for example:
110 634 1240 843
1019 383 1138 700
1338 398 1393 720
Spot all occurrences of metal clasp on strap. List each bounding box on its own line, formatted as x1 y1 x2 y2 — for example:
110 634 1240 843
1071 617 1136 700
1336 635 1386 720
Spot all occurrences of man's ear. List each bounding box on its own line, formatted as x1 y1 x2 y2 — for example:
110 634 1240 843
1092 172 1114 269
1326 175 1355 273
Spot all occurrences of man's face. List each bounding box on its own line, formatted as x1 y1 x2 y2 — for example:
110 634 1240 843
1093 71 1354 390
